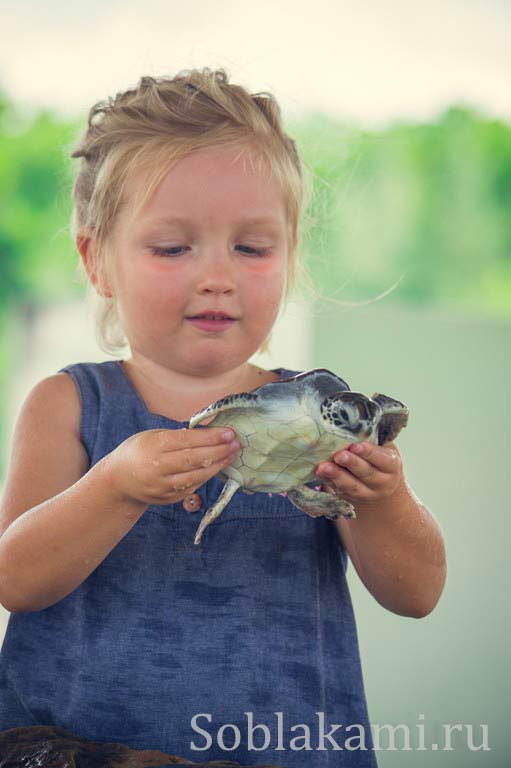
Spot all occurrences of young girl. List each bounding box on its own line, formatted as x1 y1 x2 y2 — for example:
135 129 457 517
0 69 446 766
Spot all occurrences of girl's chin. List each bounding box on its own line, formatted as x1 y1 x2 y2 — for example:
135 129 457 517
182 343 263 369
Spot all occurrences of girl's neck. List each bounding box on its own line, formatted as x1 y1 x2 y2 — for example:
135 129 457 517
120 356 279 422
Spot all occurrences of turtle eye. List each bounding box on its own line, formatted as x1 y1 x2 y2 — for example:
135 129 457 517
339 404 357 424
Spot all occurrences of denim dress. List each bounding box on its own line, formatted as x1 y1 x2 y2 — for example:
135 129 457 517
0 360 378 767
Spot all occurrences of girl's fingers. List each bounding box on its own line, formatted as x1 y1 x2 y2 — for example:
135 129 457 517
316 453 385 493
160 426 238 451
317 442 403 503
163 449 240 496
345 441 400 473
321 468 367 499
171 440 240 474
317 453 378 487
331 451 377 484
317 444 400 487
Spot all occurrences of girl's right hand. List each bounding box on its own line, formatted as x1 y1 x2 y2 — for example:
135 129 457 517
103 427 240 506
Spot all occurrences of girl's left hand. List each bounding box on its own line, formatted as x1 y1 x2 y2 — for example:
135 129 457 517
315 441 404 507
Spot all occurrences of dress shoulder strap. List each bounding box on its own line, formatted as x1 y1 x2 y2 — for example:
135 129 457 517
57 360 135 466
58 362 105 465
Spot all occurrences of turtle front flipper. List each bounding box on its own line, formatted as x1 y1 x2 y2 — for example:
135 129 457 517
287 485 356 521
194 478 241 545
371 393 409 445
189 392 260 428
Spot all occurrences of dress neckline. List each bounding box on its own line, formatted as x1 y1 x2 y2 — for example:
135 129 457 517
115 360 287 426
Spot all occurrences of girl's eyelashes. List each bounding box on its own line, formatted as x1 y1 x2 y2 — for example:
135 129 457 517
149 245 272 258
237 245 272 257
149 246 188 257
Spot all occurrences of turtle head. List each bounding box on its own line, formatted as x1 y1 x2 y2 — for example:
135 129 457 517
320 392 382 442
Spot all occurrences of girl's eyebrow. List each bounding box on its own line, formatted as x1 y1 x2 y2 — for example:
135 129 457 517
144 215 283 230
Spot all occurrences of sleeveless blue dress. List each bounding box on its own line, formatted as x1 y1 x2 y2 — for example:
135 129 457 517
0 361 378 766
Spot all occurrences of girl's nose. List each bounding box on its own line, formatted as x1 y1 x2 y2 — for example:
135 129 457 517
195 248 236 294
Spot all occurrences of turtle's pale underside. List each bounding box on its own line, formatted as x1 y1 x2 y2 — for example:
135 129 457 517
189 368 409 544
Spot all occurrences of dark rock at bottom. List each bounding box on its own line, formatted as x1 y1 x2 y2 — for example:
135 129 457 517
0 726 286 768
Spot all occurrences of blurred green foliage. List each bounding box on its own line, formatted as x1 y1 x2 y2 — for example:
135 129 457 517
0 91 509 319
289 108 511 314
0 92 82 311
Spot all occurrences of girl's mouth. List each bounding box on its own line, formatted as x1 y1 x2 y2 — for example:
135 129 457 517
186 315 237 332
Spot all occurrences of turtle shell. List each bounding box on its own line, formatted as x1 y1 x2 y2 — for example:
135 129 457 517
190 368 407 493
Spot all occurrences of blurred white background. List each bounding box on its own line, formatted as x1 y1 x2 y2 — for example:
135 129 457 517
1 0 509 125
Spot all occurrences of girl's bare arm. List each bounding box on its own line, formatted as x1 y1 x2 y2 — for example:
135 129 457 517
334 479 446 618
0 374 239 612
316 441 446 618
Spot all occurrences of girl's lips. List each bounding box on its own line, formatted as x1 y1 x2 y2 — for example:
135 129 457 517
187 317 237 332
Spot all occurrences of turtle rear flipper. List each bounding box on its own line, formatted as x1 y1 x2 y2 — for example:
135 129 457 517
194 478 241 545
287 485 356 521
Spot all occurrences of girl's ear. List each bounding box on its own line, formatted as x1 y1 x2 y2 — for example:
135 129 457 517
75 229 113 298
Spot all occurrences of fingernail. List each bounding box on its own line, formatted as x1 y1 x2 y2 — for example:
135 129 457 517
231 440 241 450
337 451 350 464
351 443 364 454
222 429 235 441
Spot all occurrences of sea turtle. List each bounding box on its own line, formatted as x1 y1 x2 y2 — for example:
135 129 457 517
189 368 409 544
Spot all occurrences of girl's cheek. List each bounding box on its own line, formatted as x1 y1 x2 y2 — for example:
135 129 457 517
135 261 187 290
243 263 286 295
146 258 185 274
247 255 285 274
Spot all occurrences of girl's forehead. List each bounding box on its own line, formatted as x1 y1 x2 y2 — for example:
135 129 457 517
125 145 287 227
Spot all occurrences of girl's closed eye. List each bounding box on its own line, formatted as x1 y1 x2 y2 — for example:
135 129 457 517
149 245 272 258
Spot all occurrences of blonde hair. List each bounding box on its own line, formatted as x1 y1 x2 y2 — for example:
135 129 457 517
70 67 315 356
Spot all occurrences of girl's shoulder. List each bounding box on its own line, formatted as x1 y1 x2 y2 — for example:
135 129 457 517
0 372 88 536
17 371 84 443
